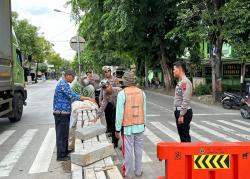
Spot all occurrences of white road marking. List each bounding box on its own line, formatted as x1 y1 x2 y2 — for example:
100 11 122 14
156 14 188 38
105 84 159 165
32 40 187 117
193 113 239 116
202 121 250 141
168 122 212 142
218 120 250 132
29 128 56 174
233 120 250 126
147 101 173 113
147 114 161 117
0 130 15 146
0 129 38 177
142 150 152 163
144 127 162 145
192 122 239 142
151 122 179 142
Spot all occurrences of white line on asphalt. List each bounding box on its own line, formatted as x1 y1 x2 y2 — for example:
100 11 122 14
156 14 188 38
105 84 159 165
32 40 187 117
142 150 152 163
29 128 56 174
151 122 179 142
168 122 212 143
233 120 250 126
144 127 162 145
202 121 250 141
147 101 173 113
147 114 161 117
0 130 15 146
217 120 250 132
192 122 239 142
193 113 239 116
0 129 38 177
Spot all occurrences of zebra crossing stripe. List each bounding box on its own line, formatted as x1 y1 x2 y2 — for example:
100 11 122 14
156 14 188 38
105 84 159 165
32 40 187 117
150 122 179 142
202 121 250 140
218 120 250 132
192 122 239 142
29 128 56 174
0 130 15 146
142 150 152 163
233 120 250 126
144 127 162 146
0 129 38 177
168 122 212 143
194 154 230 169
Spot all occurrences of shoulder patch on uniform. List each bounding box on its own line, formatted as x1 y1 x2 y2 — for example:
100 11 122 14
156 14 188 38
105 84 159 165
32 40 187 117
181 82 187 91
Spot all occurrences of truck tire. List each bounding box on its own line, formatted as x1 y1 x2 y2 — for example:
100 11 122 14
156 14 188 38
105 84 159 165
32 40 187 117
9 93 23 122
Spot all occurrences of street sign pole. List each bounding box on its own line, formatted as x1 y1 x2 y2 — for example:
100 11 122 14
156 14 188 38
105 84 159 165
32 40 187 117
70 35 86 76
77 34 81 76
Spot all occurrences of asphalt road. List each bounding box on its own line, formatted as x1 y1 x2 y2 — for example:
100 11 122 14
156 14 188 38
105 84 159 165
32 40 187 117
0 80 249 179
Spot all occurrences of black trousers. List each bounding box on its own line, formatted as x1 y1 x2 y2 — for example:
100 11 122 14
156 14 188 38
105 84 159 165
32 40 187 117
105 102 119 147
174 109 193 142
54 113 70 158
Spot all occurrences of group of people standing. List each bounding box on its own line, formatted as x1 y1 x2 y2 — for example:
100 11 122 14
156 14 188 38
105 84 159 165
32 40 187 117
53 61 193 179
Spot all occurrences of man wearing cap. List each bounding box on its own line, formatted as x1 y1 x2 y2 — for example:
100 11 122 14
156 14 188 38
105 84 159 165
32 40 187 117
53 70 95 161
173 61 193 142
99 66 119 105
115 72 146 179
93 79 121 148
72 76 95 98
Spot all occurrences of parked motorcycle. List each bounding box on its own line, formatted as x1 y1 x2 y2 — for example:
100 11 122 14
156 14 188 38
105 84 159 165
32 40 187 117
240 96 250 119
221 92 243 109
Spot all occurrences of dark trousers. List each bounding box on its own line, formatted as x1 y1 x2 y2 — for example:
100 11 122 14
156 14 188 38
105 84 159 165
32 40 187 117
174 109 193 142
54 113 70 158
105 102 119 147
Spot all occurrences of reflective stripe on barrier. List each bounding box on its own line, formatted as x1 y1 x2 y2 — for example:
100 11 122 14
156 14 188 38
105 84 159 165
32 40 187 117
157 142 250 179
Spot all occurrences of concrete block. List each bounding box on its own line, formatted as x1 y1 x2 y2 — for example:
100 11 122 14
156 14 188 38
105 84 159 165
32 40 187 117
71 143 114 167
75 124 106 141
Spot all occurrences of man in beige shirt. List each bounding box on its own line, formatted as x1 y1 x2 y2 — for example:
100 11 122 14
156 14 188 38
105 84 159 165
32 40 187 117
173 61 193 142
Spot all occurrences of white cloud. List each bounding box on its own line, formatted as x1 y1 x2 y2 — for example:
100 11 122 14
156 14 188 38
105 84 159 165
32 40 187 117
12 0 77 61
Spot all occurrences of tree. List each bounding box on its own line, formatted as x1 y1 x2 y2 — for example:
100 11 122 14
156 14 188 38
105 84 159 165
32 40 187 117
68 0 187 90
12 12 54 83
174 0 250 100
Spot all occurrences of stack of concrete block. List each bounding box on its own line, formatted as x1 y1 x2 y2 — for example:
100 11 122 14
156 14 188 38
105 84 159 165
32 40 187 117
75 124 106 141
71 123 114 167
70 109 122 179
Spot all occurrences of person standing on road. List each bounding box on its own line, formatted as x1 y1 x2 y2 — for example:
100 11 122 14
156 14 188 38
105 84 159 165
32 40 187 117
71 76 95 98
115 72 146 179
99 66 118 103
53 70 95 161
93 79 122 148
173 61 193 142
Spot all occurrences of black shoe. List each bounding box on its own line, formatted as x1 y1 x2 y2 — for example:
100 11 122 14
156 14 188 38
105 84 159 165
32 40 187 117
57 156 70 161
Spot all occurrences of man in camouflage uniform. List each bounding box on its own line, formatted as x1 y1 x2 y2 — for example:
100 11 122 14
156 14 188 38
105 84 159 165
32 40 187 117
99 66 119 105
173 61 193 142
71 76 95 98
94 79 122 148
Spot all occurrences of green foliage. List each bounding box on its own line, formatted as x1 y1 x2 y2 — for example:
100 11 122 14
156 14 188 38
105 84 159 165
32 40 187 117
194 84 212 96
38 63 48 73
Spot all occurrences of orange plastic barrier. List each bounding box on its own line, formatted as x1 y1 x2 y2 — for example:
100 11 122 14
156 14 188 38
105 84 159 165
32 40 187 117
157 142 250 179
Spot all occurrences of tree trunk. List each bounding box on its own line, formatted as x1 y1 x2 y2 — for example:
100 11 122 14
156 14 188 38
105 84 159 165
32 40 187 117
211 0 225 101
211 37 223 101
35 62 39 83
160 41 173 90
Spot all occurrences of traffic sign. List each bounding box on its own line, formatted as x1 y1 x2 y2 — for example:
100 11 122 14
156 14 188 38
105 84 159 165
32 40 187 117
70 36 86 51
194 154 230 169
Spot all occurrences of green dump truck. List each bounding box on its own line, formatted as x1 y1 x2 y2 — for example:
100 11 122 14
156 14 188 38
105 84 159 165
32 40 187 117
0 0 27 122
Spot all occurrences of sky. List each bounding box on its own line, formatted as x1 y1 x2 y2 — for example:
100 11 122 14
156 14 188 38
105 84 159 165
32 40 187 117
12 0 78 61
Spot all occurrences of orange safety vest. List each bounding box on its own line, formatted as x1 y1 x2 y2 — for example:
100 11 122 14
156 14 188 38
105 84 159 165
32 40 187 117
122 87 145 127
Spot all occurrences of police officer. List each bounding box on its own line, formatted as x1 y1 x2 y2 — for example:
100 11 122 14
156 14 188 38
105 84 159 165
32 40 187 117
173 61 193 142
